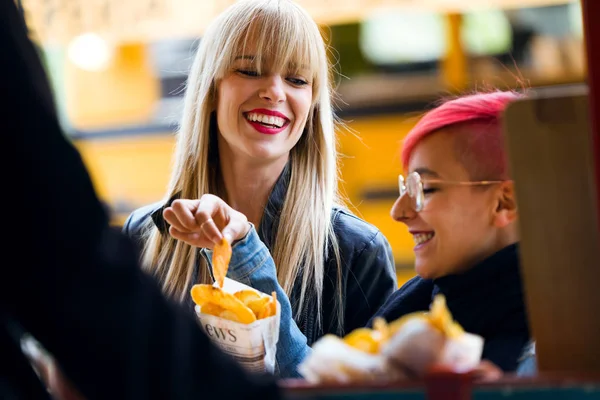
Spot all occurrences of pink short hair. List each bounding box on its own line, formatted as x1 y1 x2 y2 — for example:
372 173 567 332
401 91 523 179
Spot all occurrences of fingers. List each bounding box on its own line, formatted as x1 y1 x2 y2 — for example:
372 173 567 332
163 195 249 247
471 360 503 382
194 196 225 244
163 199 199 233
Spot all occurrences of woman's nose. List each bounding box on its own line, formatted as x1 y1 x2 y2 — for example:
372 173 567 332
391 193 416 222
259 75 286 103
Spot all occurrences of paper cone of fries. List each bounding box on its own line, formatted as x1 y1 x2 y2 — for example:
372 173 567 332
192 278 281 374
191 239 281 373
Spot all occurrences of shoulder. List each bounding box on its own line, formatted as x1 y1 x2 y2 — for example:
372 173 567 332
331 206 391 255
370 275 434 323
122 201 163 241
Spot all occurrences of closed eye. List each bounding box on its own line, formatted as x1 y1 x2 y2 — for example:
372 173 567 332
236 69 259 77
423 188 439 195
286 77 309 86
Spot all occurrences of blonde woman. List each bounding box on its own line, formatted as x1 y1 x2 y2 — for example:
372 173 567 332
124 0 396 377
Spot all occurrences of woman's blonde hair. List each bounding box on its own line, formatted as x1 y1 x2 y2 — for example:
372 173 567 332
140 0 344 331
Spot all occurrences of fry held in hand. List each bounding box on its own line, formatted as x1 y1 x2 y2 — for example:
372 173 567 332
191 284 277 324
212 238 232 288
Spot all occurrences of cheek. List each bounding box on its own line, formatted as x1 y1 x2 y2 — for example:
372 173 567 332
423 193 488 234
291 91 313 124
443 197 491 244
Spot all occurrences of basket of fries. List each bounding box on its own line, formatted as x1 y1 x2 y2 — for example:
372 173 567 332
298 295 483 383
191 239 281 374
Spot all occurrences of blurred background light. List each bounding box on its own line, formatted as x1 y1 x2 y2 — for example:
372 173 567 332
67 33 114 72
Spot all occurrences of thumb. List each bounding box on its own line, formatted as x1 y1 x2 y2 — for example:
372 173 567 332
221 216 251 244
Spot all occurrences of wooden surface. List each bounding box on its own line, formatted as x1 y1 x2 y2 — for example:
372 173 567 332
502 91 600 373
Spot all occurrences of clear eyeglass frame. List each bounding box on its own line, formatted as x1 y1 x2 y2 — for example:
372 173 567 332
398 171 505 212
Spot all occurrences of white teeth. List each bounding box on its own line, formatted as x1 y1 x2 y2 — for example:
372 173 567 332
246 113 286 128
413 233 434 245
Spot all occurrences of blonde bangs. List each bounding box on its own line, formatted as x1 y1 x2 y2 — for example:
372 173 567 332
216 0 324 91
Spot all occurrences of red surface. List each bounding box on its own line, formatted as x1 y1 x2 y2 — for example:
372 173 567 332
281 372 600 398
582 0 600 223
424 367 474 400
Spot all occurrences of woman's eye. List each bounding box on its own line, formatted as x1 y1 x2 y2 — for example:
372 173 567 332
287 77 309 86
236 69 259 77
423 188 439 195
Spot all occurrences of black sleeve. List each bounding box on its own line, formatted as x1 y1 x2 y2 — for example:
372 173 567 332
344 232 397 334
0 2 280 400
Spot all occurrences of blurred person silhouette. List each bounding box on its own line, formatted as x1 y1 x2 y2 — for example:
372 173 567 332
0 0 283 398
123 0 396 378
369 91 531 373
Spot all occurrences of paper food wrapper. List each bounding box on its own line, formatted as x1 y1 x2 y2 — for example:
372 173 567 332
299 318 484 383
438 331 484 372
194 278 281 374
298 336 395 384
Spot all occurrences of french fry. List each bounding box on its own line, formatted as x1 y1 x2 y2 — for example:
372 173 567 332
212 238 232 288
219 309 243 323
247 297 270 317
258 291 277 319
200 302 226 317
191 284 256 324
234 289 262 305
190 284 214 307
192 284 278 324
429 294 464 338
387 312 428 336
372 317 390 342
343 328 380 354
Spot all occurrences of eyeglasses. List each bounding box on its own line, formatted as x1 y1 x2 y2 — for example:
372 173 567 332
399 171 505 212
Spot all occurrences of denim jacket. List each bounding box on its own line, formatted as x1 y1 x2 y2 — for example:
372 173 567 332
123 165 397 377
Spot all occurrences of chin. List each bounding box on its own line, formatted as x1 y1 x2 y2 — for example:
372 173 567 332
414 262 437 280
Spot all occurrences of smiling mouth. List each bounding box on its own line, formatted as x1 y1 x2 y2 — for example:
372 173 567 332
413 232 434 246
244 112 289 129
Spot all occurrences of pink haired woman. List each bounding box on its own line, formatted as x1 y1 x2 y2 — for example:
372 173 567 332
371 91 531 373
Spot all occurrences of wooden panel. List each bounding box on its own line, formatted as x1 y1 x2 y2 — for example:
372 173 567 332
502 91 600 372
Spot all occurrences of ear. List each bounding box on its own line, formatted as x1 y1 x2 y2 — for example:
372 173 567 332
493 181 517 228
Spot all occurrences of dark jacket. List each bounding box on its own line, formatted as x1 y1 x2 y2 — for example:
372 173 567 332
1 2 280 398
124 166 398 345
371 244 530 372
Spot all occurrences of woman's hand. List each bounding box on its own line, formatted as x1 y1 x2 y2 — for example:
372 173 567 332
162 194 250 248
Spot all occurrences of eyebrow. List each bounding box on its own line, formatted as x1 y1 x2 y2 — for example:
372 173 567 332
234 55 309 71
412 167 440 178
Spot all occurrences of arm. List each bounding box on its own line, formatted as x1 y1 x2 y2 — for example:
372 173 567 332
344 231 398 333
205 226 312 379
1 2 280 398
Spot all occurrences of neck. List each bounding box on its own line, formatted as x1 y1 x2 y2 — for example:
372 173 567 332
466 225 519 274
218 144 289 227
492 224 519 255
